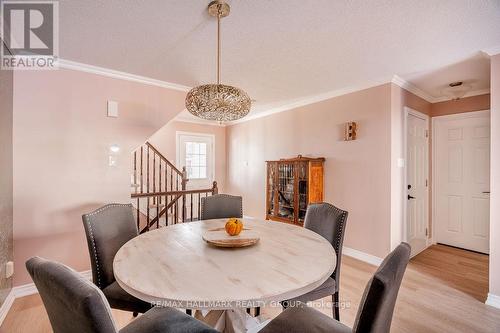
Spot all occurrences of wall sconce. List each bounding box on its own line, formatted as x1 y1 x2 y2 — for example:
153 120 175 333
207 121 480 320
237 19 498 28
344 122 357 141
109 144 120 153
108 144 120 167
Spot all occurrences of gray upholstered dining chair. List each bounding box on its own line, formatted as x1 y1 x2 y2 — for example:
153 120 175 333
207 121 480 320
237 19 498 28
82 203 150 316
26 257 217 333
261 243 411 333
200 194 243 220
282 202 348 320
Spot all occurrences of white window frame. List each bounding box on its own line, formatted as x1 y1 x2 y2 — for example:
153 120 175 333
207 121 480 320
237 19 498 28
176 131 215 189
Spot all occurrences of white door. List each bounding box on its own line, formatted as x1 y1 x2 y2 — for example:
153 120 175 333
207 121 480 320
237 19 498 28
176 132 215 190
434 111 490 254
406 110 429 257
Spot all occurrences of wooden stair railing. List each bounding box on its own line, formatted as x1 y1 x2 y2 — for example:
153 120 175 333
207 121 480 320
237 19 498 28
132 182 218 233
131 141 186 230
131 141 218 233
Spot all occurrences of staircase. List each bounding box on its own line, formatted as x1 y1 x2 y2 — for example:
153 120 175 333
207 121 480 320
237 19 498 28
131 141 218 233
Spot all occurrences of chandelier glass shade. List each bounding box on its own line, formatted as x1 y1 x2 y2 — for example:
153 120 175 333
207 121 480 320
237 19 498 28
185 1 251 122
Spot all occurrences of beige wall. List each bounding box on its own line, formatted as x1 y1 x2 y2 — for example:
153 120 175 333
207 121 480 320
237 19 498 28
13 69 186 285
148 121 227 192
490 55 500 297
0 67 14 305
431 94 490 117
226 84 393 258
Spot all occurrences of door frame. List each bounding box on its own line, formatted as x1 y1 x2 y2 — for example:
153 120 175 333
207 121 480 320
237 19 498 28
175 131 216 189
403 107 430 256
431 109 491 248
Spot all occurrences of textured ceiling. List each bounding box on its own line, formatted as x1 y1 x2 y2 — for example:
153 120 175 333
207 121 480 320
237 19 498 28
402 53 491 101
58 0 500 117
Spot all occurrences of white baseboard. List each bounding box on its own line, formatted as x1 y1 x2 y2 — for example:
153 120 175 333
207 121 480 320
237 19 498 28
0 270 92 326
343 246 383 266
0 290 15 326
486 293 500 309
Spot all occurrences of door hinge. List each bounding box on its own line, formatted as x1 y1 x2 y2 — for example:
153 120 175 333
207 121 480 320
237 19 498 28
425 130 429 138
425 179 428 187
425 228 428 237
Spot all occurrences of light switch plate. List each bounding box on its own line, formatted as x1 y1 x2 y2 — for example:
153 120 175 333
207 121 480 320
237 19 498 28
107 100 118 117
397 158 405 168
109 155 118 167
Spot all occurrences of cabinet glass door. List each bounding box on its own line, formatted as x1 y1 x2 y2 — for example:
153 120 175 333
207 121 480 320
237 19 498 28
298 162 308 222
267 163 276 216
277 163 295 220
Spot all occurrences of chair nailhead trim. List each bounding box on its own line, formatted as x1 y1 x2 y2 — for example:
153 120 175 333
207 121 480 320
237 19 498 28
85 218 102 288
200 194 243 220
85 203 131 217
84 203 131 288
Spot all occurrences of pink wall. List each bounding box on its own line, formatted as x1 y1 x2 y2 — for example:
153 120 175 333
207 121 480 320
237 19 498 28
226 84 393 258
148 121 227 191
490 55 500 297
431 94 490 117
401 88 432 116
13 69 186 285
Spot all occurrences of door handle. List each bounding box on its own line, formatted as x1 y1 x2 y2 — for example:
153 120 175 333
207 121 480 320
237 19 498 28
482 191 490 194
408 195 416 200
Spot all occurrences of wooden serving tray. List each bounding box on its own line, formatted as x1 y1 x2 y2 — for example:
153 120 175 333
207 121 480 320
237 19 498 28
202 229 260 248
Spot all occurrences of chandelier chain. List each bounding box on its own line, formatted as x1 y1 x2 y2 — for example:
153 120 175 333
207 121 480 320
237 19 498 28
217 7 221 84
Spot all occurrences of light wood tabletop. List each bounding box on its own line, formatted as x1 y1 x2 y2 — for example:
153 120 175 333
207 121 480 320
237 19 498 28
113 218 336 310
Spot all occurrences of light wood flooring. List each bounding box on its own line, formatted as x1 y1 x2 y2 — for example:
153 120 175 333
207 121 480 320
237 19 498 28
1 245 500 332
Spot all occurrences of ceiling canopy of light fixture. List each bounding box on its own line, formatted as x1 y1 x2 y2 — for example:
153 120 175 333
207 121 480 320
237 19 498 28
441 81 472 101
185 0 251 123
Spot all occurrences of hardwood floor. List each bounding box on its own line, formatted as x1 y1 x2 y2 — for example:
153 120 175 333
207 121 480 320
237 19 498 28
2 245 500 332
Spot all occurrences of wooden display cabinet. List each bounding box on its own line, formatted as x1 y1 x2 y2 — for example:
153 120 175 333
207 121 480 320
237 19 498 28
266 155 325 226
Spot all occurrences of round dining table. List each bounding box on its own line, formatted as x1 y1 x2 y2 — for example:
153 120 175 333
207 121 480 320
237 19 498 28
113 218 336 333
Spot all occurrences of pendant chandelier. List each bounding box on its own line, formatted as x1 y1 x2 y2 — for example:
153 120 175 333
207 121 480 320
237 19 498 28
185 0 251 122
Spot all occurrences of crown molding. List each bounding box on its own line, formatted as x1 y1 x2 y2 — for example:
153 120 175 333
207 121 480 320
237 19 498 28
482 45 500 57
391 75 490 104
52 59 489 125
391 75 435 103
57 59 191 92
229 76 393 125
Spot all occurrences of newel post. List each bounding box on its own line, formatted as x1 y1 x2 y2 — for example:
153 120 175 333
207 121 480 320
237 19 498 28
212 181 218 195
181 166 188 190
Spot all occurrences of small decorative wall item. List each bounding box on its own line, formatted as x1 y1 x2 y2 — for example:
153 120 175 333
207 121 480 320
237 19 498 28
344 122 357 141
